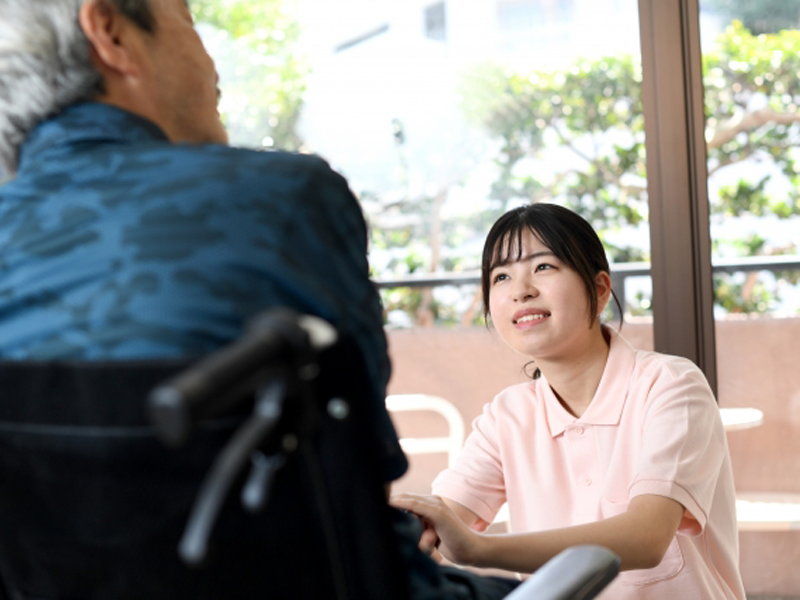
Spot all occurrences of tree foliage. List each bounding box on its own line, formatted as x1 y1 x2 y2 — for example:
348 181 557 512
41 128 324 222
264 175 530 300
191 0 307 150
461 55 647 244
704 22 800 216
188 3 800 323
451 21 800 317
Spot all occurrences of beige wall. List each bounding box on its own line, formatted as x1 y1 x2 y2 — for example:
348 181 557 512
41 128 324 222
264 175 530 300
385 319 800 597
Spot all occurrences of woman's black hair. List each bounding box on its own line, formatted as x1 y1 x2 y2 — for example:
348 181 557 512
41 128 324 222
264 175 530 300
481 203 621 325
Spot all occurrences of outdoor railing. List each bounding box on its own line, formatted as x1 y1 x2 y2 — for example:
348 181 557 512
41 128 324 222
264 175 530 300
373 255 800 316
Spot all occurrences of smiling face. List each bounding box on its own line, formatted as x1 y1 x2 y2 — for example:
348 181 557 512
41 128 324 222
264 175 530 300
488 228 606 361
142 0 228 144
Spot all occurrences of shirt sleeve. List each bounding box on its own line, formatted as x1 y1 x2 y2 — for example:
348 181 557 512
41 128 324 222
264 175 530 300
628 358 727 535
431 399 507 525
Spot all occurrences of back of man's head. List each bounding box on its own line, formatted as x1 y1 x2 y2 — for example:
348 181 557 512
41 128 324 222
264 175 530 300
0 0 154 175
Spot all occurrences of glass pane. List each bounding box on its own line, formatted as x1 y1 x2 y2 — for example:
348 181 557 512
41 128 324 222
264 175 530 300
196 0 652 331
698 2 800 596
196 0 651 506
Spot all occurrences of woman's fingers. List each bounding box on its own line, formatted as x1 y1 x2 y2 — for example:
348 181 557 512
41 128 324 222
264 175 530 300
390 494 452 545
391 493 447 520
390 493 479 565
391 494 444 554
419 524 441 554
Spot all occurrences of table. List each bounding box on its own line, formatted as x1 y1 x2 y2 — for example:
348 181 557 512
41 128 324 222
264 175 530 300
735 493 800 532
716 407 800 531
719 407 764 432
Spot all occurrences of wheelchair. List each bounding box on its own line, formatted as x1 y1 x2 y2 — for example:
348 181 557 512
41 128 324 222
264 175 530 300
0 309 618 599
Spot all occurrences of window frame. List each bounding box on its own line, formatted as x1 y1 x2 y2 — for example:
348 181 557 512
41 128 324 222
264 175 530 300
638 0 718 393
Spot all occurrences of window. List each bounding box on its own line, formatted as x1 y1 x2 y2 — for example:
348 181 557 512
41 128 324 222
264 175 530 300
697 0 800 595
196 2 800 593
497 0 544 30
424 2 446 42
273 0 650 331
496 0 576 57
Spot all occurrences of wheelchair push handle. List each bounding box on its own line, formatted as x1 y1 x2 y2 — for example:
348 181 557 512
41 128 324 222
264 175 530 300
504 545 620 600
148 309 337 447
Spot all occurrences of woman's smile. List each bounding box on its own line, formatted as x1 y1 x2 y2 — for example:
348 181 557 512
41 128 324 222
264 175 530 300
512 308 550 327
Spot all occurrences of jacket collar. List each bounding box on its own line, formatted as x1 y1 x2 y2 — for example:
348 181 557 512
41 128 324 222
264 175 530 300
17 102 169 172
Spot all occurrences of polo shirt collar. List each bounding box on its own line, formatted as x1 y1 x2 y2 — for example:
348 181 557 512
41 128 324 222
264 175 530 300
541 327 637 437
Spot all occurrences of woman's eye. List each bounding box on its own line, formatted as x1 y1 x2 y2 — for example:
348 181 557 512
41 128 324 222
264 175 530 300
492 273 509 284
534 263 553 272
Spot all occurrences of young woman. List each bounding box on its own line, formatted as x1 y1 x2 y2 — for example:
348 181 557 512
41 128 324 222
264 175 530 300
392 204 745 599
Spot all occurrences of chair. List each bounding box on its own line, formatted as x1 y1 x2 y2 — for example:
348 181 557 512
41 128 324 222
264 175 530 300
386 393 465 468
0 309 619 600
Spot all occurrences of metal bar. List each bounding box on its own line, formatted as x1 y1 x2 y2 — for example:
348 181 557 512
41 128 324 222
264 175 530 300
373 256 800 290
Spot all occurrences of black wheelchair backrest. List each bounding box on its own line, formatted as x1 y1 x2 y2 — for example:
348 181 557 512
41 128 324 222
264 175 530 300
0 310 407 600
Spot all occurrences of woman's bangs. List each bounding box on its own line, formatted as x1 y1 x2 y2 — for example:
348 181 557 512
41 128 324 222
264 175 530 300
489 226 526 272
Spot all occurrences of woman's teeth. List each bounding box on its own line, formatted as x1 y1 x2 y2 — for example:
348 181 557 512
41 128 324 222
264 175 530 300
516 313 548 324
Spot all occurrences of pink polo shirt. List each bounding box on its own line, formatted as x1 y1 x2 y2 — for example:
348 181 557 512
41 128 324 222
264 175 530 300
432 329 744 600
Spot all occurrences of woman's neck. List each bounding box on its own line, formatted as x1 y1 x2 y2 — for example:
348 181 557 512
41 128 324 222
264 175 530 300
536 326 611 418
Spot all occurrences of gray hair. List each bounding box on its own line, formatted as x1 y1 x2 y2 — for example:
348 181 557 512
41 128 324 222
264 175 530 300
0 0 155 175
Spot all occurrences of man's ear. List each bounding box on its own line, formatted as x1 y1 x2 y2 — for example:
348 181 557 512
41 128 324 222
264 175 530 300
78 0 143 77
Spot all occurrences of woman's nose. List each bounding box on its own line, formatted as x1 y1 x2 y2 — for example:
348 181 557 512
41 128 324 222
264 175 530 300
511 277 537 302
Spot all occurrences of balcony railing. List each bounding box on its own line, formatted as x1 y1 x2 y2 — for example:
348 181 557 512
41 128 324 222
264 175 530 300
373 255 800 316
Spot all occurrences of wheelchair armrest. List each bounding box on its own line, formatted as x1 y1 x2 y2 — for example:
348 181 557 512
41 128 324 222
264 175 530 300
504 546 620 600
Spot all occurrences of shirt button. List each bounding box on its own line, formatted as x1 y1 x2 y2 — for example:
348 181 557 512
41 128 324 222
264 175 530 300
575 426 584 435
581 476 592 487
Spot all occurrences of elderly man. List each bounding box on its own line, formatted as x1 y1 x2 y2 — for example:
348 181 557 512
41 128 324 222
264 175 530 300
0 0 389 407
0 0 406 472
0 1 527 599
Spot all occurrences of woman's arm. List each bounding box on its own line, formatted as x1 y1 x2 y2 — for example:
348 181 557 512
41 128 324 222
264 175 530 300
392 493 684 573
442 498 485 530
415 497 483 554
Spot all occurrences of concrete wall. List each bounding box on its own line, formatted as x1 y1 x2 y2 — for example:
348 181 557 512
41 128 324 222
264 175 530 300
385 318 800 597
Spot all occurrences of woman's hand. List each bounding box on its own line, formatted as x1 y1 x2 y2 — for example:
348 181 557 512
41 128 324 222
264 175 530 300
417 517 441 558
392 493 685 574
391 493 484 566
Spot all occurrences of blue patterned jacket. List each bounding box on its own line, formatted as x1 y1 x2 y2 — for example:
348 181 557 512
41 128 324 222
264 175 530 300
0 101 406 479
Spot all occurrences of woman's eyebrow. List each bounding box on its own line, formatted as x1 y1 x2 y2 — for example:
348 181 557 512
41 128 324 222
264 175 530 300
492 250 555 269
522 251 556 262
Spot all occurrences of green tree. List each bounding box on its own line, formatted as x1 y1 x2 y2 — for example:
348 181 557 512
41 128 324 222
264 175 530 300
459 56 648 260
701 22 800 312
191 0 307 150
184 3 800 324
455 21 800 317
